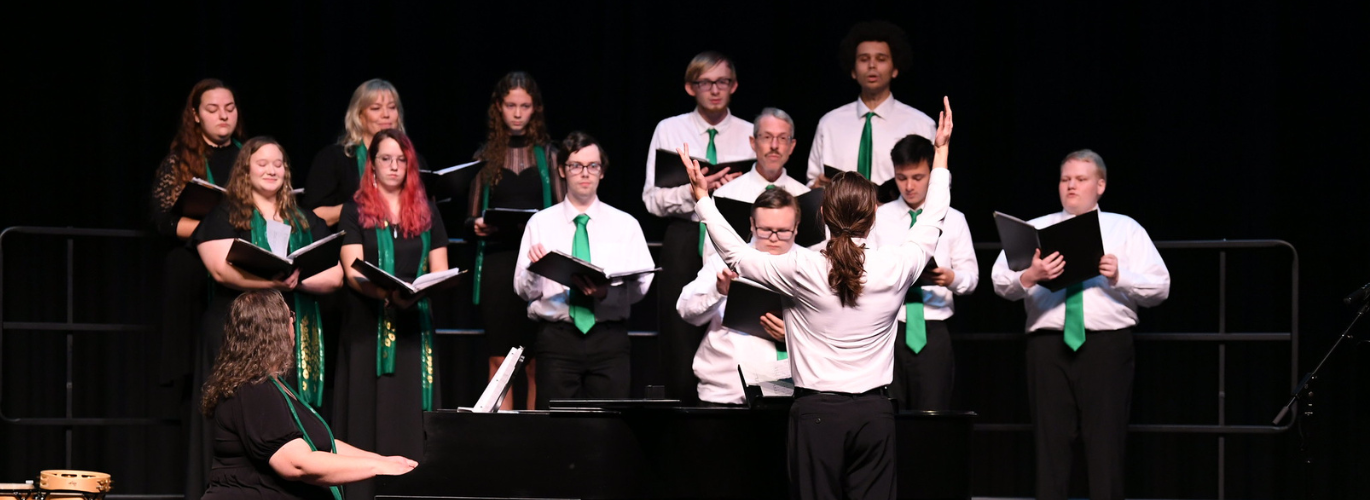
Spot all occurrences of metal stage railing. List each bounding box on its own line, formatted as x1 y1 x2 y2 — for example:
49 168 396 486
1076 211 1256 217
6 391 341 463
1 228 1297 500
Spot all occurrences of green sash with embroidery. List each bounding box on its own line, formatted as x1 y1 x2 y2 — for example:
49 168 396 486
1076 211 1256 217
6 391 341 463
375 226 436 411
250 209 325 407
473 144 553 304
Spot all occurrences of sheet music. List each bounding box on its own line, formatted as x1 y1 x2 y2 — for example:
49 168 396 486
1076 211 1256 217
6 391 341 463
741 359 794 397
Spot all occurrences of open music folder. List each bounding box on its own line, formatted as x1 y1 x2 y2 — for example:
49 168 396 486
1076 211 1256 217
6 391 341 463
527 250 660 288
654 148 753 188
349 260 468 299
993 210 1105 292
225 231 344 281
171 178 226 219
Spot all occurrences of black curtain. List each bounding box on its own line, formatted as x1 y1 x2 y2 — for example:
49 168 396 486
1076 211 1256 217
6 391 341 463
3 1 1366 497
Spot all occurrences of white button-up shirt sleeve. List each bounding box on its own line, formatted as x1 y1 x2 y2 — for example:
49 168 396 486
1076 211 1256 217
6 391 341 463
643 111 754 219
676 255 727 327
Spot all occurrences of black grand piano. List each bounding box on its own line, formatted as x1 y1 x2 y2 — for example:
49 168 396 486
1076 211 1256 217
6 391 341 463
377 402 974 500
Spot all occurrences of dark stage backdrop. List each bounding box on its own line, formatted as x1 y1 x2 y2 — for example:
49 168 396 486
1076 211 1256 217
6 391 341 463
3 1 1366 498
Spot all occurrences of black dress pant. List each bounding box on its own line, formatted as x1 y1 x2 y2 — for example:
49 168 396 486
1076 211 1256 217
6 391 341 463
534 321 630 409
657 219 707 404
1026 328 1134 500
788 391 897 500
890 320 955 411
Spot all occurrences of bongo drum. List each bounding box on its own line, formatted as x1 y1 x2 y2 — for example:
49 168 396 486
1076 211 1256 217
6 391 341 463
35 471 110 500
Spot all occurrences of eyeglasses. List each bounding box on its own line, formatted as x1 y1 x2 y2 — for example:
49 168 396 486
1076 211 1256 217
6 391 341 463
564 162 603 174
757 134 793 144
753 226 796 241
691 78 734 91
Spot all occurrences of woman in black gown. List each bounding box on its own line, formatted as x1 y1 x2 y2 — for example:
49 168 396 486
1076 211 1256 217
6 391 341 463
189 137 345 500
335 129 447 500
201 290 414 500
467 72 563 410
150 78 243 388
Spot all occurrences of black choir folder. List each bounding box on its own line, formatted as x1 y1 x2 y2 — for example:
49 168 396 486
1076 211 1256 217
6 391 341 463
712 189 826 247
172 178 226 219
349 260 468 299
823 165 898 203
226 232 345 281
653 148 754 188
993 210 1105 292
527 250 660 288
722 277 786 354
481 207 538 232
420 160 482 203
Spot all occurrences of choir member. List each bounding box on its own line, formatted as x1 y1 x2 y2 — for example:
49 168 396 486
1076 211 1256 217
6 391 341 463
807 21 935 193
334 129 448 500
867 134 979 411
189 137 343 500
516 132 654 409
642 51 750 404
990 150 1170 500
466 71 564 410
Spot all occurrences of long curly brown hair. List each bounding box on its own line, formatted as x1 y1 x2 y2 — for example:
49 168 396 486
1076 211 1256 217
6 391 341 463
201 290 295 416
821 172 879 307
477 72 551 186
169 79 246 186
224 137 309 232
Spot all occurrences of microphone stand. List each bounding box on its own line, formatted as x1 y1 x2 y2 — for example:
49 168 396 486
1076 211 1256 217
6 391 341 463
1271 295 1367 500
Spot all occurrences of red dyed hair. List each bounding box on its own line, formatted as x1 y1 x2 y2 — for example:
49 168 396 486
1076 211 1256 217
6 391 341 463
352 129 432 237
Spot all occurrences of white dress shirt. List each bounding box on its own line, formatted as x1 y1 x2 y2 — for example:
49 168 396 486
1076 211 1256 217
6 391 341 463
806 95 935 186
990 207 1170 332
868 203 979 321
695 168 951 393
678 246 798 404
514 198 655 323
642 109 755 220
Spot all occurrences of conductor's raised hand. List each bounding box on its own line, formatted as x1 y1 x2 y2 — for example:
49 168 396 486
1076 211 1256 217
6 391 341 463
677 144 711 201
933 96 953 150
527 243 548 263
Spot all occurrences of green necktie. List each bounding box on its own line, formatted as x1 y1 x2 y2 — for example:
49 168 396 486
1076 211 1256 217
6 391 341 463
765 184 776 190
904 209 927 353
569 214 596 334
698 128 720 257
856 111 875 180
1064 283 1085 350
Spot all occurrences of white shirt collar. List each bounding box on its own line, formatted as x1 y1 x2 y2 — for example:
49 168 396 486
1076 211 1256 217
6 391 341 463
855 93 898 119
689 108 735 136
1060 204 1101 220
560 197 603 223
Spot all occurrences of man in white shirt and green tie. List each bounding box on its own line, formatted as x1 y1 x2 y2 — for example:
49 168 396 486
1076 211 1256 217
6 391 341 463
807 20 935 192
517 132 655 409
868 134 978 411
990 150 1171 500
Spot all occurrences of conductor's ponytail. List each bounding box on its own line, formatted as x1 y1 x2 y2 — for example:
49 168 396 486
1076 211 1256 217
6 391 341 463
821 172 879 307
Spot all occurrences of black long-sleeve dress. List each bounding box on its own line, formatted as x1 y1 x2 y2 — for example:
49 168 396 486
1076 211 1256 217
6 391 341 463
150 144 238 386
301 144 428 218
332 199 445 500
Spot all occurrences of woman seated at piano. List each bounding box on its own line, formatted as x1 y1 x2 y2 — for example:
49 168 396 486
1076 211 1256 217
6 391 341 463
201 290 415 500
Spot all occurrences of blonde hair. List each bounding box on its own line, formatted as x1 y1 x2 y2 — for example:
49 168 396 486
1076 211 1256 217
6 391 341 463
340 79 406 155
683 51 737 84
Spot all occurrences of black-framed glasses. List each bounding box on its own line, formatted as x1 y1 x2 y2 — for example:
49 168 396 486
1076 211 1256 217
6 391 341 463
692 78 734 90
753 226 796 241
564 162 603 174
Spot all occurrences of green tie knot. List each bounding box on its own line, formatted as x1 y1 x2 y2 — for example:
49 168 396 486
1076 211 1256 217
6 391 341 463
765 184 776 190
908 208 923 228
574 213 590 228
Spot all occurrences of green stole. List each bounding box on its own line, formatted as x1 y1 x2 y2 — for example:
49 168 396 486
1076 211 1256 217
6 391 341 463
270 377 344 500
250 209 326 407
375 225 436 411
203 139 243 185
473 144 553 304
354 144 368 178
